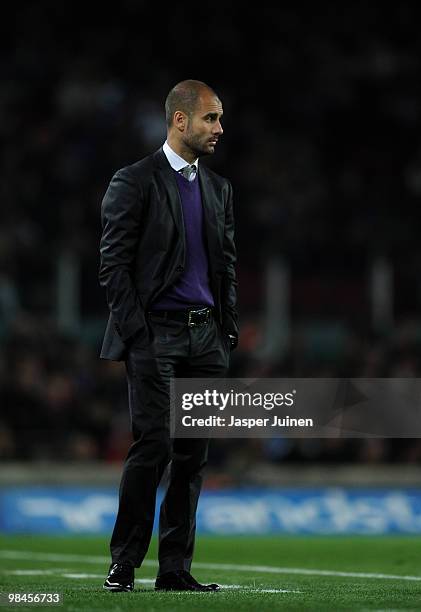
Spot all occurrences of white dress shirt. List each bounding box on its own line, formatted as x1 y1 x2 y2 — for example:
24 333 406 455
163 141 198 181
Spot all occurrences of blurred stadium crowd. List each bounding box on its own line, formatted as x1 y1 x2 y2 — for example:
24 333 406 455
1 3 421 466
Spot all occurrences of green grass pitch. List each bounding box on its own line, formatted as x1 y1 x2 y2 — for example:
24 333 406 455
1 535 421 610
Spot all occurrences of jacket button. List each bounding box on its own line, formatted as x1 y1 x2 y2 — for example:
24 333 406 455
176 265 184 272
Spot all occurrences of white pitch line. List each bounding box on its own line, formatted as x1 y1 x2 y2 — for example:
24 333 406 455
192 561 421 582
1 570 299 594
254 589 301 594
0 550 420 582
6 569 57 576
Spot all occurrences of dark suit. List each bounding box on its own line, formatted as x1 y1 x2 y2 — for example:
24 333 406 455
99 147 238 361
99 147 238 573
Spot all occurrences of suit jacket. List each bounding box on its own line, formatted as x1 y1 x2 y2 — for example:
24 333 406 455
98 147 239 361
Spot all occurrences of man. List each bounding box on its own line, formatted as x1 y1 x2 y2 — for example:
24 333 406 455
99 80 238 593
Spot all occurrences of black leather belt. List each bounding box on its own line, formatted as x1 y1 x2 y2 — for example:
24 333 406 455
148 306 212 327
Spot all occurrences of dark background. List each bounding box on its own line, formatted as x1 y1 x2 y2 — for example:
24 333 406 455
2 3 421 472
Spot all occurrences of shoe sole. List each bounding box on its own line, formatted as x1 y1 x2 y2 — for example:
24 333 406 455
103 583 133 593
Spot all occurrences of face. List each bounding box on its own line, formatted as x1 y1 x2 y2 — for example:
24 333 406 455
181 91 224 157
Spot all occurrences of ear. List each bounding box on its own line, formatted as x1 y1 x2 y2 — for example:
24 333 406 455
173 110 188 132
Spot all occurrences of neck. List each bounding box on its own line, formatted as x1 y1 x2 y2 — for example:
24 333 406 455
166 135 197 164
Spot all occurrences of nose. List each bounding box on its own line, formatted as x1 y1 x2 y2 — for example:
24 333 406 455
213 121 223 135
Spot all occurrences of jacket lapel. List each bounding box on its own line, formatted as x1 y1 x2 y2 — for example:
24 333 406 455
153 148 185 246
199 165 222 260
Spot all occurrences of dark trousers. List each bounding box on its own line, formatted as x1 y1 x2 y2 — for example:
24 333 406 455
110 313 229 574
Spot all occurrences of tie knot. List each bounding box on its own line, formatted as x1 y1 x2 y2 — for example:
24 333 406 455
180 164 197 181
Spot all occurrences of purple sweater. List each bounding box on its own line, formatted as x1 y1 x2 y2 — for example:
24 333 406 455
151 171 214 310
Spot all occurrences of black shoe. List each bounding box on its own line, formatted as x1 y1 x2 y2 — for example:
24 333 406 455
155 569 220 592
103 563 134 592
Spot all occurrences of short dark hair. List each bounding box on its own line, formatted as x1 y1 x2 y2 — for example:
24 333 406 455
165 79 218 128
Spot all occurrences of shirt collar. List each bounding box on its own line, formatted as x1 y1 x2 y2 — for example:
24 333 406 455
163 141 199 171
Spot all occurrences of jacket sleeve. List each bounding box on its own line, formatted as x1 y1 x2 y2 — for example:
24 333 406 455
98 167 146 343
221 180 239 342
